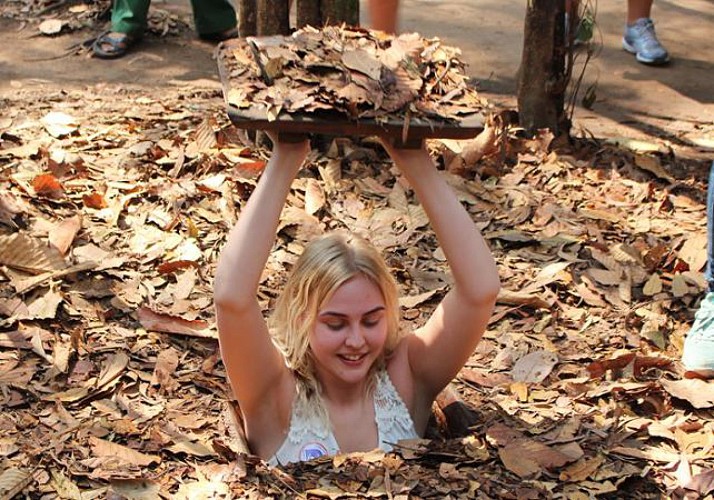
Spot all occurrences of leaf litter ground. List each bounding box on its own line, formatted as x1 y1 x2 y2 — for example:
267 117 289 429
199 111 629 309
2 6 714 500
2 78 713 500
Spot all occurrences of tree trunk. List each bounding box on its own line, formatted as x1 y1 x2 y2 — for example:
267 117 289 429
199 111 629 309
238 0 257 37
297 0 322 28
517 0 569 137
257 0 290 35
320 0 359 26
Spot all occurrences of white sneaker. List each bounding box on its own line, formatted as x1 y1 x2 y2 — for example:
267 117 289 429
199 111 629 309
622 18 670 65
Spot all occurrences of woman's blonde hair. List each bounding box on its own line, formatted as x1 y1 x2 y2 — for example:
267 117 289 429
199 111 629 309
268 232 401 399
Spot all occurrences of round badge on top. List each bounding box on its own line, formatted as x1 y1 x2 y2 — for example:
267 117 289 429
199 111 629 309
300 442 328 461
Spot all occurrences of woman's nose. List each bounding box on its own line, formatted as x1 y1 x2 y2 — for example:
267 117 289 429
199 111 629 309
344 325 366 348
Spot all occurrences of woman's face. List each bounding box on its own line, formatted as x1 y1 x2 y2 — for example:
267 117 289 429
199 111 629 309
309 275 388 389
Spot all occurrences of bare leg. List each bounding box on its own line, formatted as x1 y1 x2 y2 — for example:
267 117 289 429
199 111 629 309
368 0 399 33
627 0 653 23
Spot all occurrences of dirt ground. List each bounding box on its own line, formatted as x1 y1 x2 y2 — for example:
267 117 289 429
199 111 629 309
2 0 713 157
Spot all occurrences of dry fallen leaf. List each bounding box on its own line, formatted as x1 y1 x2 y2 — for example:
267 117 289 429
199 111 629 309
642 274 663 296
96 352 130 390
605 137 668 154
50 469 82 499
0 191 26 226
151 347 180 393
137 306 216 338
82 192 108 209
609 445 680 463
635 155 677 183
511 350 559 383
587 353 672 380
0 232 67 274
157 260 199 275
38 19 63 35
399 287 444 309
660 379 714 409
559 454 605 482
687 469 714 497
671 274 690 297
49 215 82 255
167 438 216 458
40 111 78 137
304 178 325 216
0 468 33 499
678 233 708 273
26 288 63 320
496 289 552 309
109 479 161 500
460 368 512 388
32 173 65 199
510 381 528 401
89 436 161 467
499 438 575 478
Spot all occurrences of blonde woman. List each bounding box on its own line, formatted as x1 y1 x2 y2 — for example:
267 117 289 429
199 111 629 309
214 136 500 465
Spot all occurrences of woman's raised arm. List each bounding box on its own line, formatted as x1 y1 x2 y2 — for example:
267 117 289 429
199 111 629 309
214 138 310 413
383 142 500 399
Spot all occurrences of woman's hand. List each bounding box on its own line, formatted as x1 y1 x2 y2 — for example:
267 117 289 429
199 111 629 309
378 137 424 155
267 131 311 163
379 138 433 175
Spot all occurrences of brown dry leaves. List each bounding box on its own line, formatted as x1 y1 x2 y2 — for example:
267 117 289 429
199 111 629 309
220 25 487 123
1 77 713 498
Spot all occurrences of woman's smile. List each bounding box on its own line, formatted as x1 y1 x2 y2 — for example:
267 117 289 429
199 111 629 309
337 352 369 367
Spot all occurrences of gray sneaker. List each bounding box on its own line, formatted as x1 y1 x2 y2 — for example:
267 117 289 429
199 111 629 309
682 291 714 376
622 18 670 65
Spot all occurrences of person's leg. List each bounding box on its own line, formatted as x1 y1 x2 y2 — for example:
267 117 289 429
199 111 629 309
93 0 148 58
682 161 714 377
626 0 653 23
694 162 714 297
111 0 151 36
368 0 399 33
190 0 238 39
622 0 669 65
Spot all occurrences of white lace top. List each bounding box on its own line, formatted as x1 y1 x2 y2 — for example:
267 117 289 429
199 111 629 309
268 369 418 466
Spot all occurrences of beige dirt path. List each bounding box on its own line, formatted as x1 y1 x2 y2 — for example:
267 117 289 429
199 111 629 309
400 0 714 156
1 0 713 157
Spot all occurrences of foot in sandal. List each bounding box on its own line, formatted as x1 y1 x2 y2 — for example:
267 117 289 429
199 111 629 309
92 31 140 59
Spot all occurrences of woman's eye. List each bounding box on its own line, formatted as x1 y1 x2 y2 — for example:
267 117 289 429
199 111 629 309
362 317 380 328
326 322 345 331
